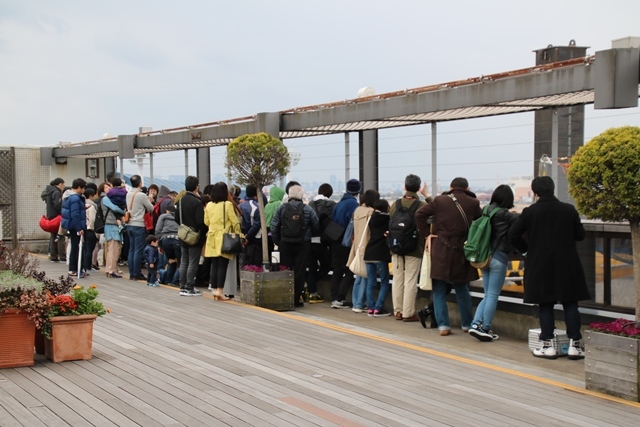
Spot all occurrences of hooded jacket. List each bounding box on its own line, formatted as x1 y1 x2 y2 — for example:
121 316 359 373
45 185 63 220
265 186 285 228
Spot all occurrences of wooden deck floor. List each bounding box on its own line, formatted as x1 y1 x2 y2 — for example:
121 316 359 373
1 259 639 426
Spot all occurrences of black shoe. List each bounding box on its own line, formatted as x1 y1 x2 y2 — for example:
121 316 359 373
418 308 432 329
294 302 304 308
135 274 147 281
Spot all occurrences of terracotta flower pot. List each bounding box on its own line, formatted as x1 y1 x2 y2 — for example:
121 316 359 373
0 309 36 368
45 314 97 363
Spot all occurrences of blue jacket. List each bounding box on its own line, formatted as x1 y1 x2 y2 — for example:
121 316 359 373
144 244 159 266
61 193 86 232
239 197 261 242
331 193 359 228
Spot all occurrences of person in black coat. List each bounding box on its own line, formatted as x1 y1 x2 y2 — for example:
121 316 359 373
508 176 589 360
175 176 206 296
364 199 392 316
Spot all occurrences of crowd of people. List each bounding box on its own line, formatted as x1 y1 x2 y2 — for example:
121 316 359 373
42 172 589 360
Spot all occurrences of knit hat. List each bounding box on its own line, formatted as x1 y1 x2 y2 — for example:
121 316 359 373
346 179 362 194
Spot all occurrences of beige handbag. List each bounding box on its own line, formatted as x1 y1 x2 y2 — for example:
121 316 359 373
347 214 371 277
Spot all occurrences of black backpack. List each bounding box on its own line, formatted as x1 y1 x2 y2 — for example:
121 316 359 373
387 199 420 255
280 202 306 244
94 202 109 234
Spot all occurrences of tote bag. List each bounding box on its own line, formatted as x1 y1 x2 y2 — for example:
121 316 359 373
418 235 436 291
221 202 244 255
347 215 371 277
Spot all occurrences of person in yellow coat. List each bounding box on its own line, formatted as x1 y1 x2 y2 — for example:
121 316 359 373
204 182 244 300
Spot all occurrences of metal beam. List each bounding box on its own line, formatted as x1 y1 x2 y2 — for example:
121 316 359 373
281 63 596 131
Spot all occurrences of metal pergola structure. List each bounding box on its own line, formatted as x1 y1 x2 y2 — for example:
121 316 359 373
41 46 640 192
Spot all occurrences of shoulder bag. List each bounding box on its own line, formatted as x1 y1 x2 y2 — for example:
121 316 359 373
347 214 371 277
177 197 199 246
221 201 244 254
123 190 139 224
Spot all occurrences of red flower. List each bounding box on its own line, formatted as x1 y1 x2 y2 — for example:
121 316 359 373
589 318 640 339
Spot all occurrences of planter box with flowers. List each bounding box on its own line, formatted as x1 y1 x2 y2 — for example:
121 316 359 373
42 284 108 362
585 319 640 402
240 265 294 311
0 246 52 369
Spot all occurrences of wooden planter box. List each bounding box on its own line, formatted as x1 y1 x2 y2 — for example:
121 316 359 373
45 314 97 362
0 309 35 368
240 270 294 311
585 330 640 402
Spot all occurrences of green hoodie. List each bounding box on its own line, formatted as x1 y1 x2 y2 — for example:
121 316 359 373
264 186 285 228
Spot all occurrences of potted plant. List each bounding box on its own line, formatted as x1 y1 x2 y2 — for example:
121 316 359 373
43 284 108 362
568 126 640 322
0 244 49 368
568 126 640 401
584 319 640 402
225 132 294 310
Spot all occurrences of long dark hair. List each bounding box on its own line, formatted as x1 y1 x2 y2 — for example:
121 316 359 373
490 184 515 209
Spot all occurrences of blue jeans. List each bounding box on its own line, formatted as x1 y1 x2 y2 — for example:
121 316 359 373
432 279 472 331
472 256 508 331
366 262 390 311
352 275 366 309
127 226 146 278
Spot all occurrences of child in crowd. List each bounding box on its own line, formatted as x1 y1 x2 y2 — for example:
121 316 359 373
107 177 128 234
144 235 159 287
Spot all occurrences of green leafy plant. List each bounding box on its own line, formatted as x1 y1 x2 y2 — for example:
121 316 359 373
1 243 84 336
567 126 640 322
0 270 50 331
41 284 108 338
225 132 291 267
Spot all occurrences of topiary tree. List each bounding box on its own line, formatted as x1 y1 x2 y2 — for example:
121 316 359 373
225 132 291 269
568 126 640 321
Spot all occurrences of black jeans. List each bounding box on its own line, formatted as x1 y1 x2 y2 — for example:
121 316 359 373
209 256 230 289
279 241 310 300
83 230 98 271
330 243 354 302
179 243 202 290
161 238 181 286
538 301 582 341
307 242 331 294
68 231 83 273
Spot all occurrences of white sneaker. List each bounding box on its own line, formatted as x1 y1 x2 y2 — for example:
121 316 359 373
568 339 585 360
532 340 558 359
352 307 364 313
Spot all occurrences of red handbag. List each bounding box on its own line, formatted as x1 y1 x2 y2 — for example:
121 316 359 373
39 215 62 234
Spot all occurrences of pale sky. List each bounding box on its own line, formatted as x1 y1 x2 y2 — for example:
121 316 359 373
1 1 639 191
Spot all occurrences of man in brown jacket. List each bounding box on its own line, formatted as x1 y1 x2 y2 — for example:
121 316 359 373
415 177 482 336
